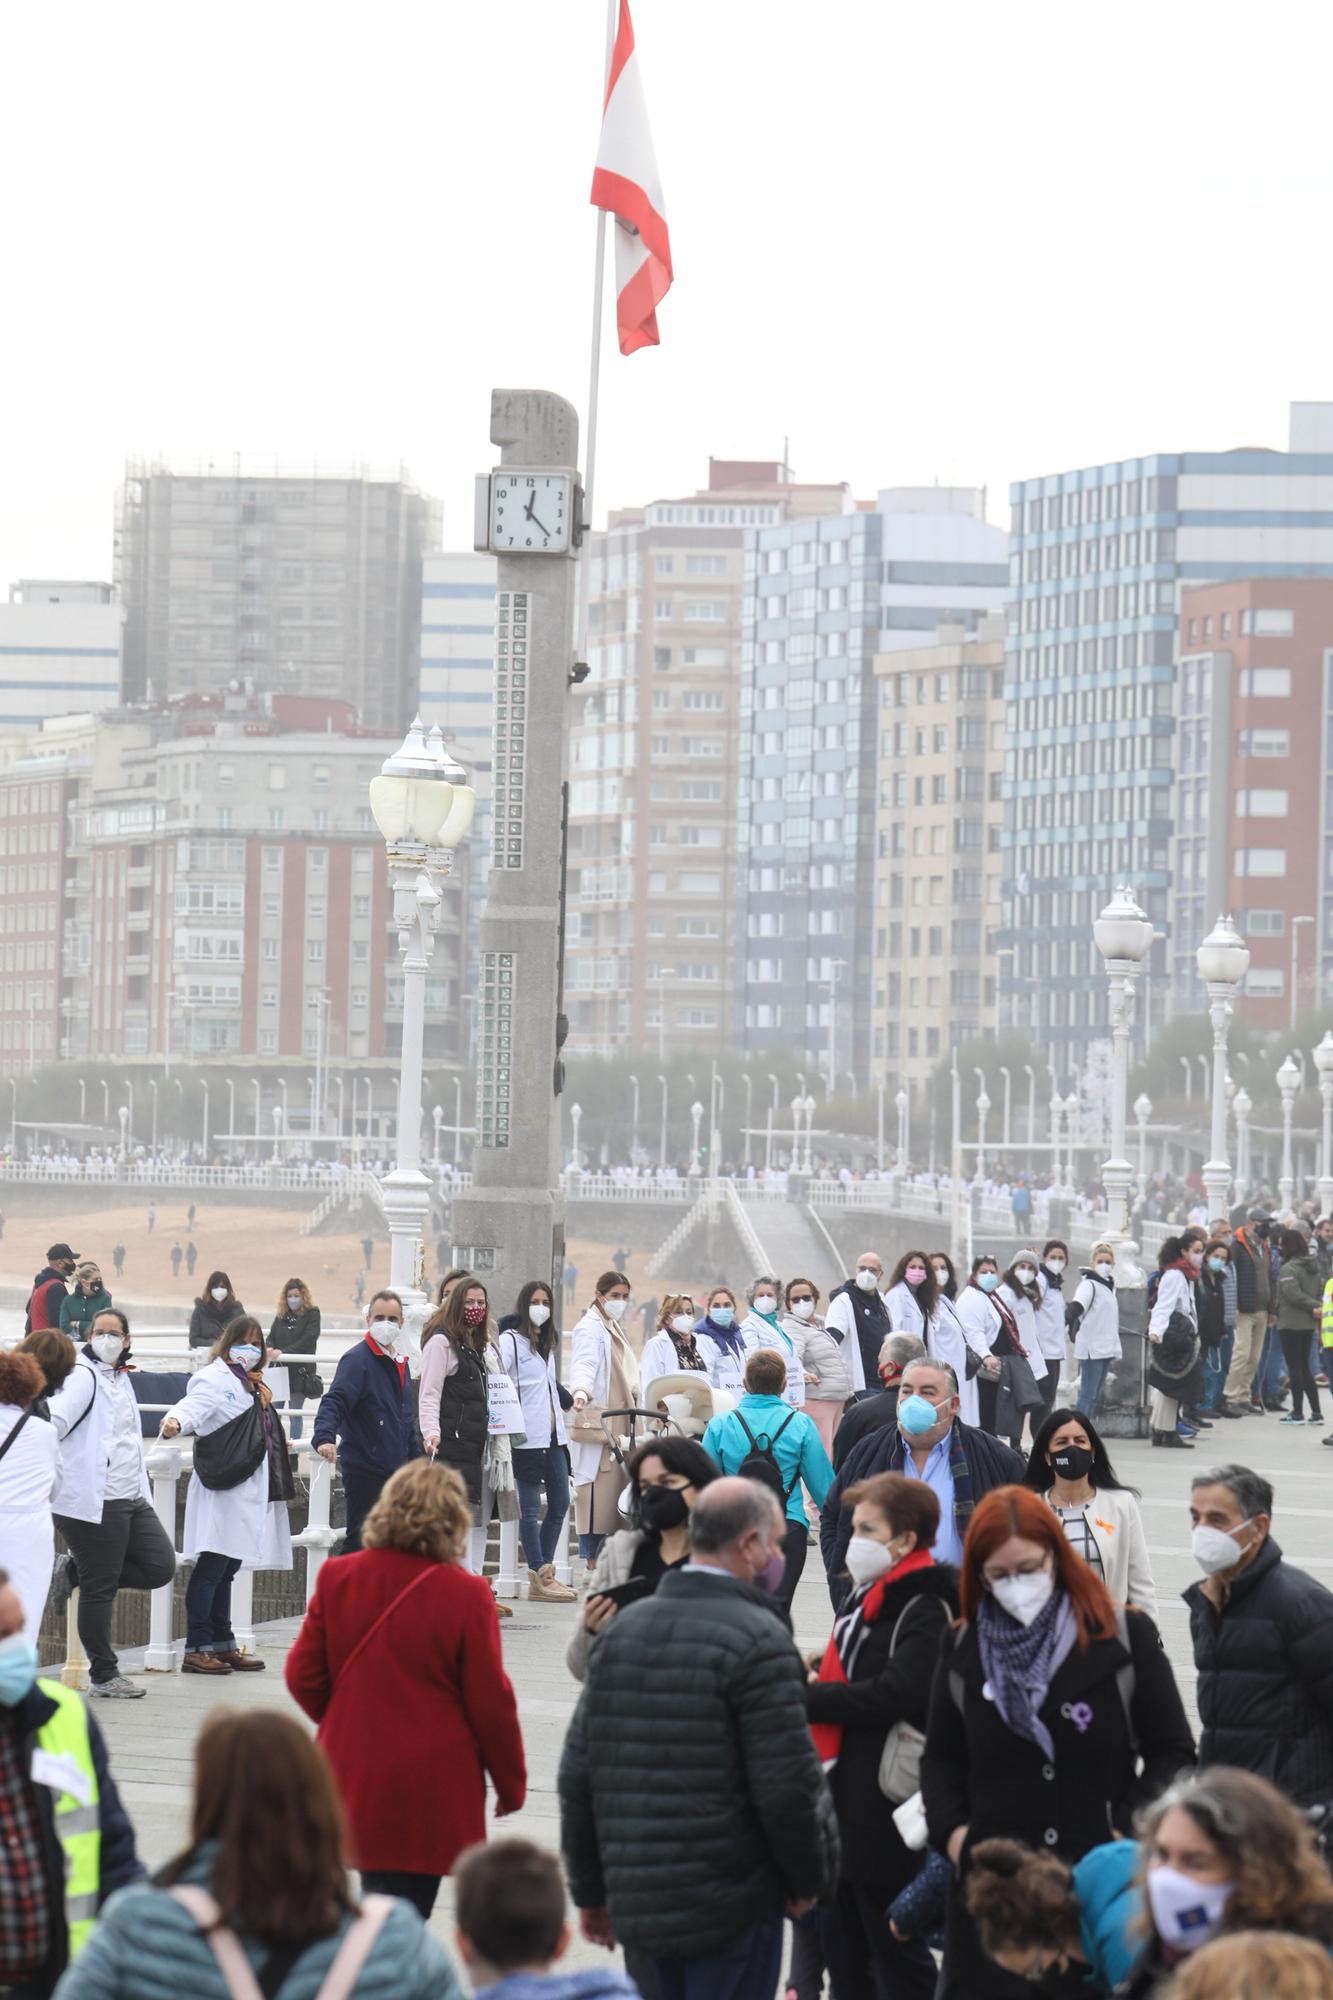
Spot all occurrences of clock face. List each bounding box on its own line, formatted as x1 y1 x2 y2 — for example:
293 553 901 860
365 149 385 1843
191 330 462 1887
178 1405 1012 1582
490 472 572 553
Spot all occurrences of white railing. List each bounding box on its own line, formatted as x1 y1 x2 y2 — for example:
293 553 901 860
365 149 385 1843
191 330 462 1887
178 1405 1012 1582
0 1161 367 1191
564 1171 693 1203
721 1177 774 1274
646 1190 715 1277
298 1168 388 1237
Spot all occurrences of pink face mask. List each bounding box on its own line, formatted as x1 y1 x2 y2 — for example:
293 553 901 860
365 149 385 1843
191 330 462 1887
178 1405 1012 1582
905 1267 927 1287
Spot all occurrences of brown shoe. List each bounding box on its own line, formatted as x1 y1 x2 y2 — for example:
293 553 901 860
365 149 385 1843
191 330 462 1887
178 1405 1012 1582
529 1563 577 1603
489 1590 514 1619
181 1651 232 1675
216 1650 266 1671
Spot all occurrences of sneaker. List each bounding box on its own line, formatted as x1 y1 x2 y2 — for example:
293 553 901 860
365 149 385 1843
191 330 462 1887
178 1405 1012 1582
48 1552 78 1617
1308 1414 1326 1427
1278 1412 1305 1424
1322 1432 1333 1447
1249 1395 1266 1413
89 1675 146 1700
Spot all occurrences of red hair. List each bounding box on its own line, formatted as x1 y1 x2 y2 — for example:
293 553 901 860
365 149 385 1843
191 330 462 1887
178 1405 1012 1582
960 1484 1118 1647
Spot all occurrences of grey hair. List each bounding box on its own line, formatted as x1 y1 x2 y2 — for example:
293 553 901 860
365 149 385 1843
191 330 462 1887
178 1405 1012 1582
1191 1463 1273 1520
747 1275 781 1306
879 1331 927 1370
902 1354 959 1397
689 1478 783 1556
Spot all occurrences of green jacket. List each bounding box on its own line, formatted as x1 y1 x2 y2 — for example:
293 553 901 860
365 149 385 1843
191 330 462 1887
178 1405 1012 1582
59 1287 112 1337
1276 1252 1324 1332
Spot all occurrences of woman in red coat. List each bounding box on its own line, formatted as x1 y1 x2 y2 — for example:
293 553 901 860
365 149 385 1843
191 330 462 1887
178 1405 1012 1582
285 1459 526 1918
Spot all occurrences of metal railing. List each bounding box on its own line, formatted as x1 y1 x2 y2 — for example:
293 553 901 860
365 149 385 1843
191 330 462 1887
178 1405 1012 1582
563 1171 693 1203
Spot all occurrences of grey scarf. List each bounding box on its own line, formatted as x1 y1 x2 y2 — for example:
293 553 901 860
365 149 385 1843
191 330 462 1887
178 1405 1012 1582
977 1588 1077 1761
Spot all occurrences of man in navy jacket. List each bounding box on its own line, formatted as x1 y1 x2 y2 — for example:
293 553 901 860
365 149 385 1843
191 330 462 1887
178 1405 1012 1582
312 1290 420 1551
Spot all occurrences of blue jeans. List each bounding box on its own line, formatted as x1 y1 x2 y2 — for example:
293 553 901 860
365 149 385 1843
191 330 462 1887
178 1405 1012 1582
511 1443 570 1568
1076 1357 1112 1420
1203 1331 1235 1409
1257 1324 1286 1400
651 1915 783 2000
186 1551 242 1652
578 1532 605 1563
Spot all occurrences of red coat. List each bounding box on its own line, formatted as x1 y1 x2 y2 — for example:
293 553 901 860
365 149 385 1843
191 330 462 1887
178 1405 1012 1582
284 1547 526 1875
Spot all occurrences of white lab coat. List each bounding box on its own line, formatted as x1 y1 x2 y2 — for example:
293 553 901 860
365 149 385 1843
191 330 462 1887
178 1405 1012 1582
738 1310 805 1407
997 1282 1048 1380
1033 1270 1070 1362
0 1404 60 1637
568 1307 639 1486
495 1326 568 1451
882 1282 926 1339
694 1319 762 1400
48 1359 150 1524
1071 1274 1122 1360
926 1296 979 1427
640 1330 707 1391
166 1360 292 1570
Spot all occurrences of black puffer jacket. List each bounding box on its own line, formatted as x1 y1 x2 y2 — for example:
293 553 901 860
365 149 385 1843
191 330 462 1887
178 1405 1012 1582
269 1304 322 1399
559 1567 839 1955
1185 1535 1333 1807
188 1294 243 1350
434 1343 489 1505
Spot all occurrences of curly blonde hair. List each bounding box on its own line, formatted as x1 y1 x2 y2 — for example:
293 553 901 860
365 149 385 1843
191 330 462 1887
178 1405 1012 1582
361 1461 470 1564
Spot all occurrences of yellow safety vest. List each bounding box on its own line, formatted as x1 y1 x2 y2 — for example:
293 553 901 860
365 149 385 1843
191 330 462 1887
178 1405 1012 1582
34 1678 102 1959
1322 1278 1333 1348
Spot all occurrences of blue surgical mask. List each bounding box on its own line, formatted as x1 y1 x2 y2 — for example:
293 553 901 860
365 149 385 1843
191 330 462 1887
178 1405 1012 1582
1208 1257 1227 1273
0 1632 38 1708
977 1271 999 1293
711 1305 735 1327
231 1345 262 1370
898 1393 941 1437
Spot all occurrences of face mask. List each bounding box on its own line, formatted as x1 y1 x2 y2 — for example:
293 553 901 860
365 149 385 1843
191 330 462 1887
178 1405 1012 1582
603 1297 628 1322
711 1304 735 1327
845 1536 897 1588
231 1344 262 1370
1191 1519 1252 1576
211 1287 229 1303
1146 1864 1233 1953
898 1393 941 1437
754 1548 787 1595
370 1318 401 1347
639 1484 690 1534
1045 1258 1065 1275
791 1298 815 1321
1095 1261 1115 1277
286 1294 304 1312
1187 1248 1204 1267
1051 1444 1093 1483
904 1267 927 1287
0 1632 38 1708
92 1333 124 1366
855 1269 879 1292
1015 1266 1036 1285
529 1303 551 1326
932 1268 950 1285
754 1296 777 1317
1208 1257 1227 1273
462 1302 487 1327
669 1313 694 1336
977 1271 999 1292
990 1567 1055 1627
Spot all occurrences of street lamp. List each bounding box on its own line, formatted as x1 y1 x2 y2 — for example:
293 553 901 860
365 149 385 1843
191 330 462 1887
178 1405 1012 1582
689 1099 704 1176
628 1074 640 1163
1315 1032 1333 1215
741 1072 753 1168
801 1093 816 1175
271 1104 283 1165
100 1078 110 1124
1061 1091 1081 1197
709 1065 723 1180
1179 1056 1192 1101
657 1074 669 1170
1093 884 1155 1237
766 1072 778 1172
148 1078 159 1156
1233 1085 1253 1193
118 1104 129 1163
999 1067 1011 1151
78 1078 86 1121
569 1102 583 1177
1277 1053 1301 1208
1024 1064 1036 1151
973 1068 989 1183
369 717 476 1302
895 1087 909 1174
432 1105 443 1166
1196 915 1250 1221
1134 1093 1153 1197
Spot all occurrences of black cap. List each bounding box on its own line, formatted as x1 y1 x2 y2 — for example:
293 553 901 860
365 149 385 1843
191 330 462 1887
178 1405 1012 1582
46 1242 78 1263
1247 1209 1273 1226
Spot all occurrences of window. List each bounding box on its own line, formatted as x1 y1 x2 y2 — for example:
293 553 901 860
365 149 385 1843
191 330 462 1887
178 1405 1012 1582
1238 668 1291 697
683 600 726 622
216 807 234 828
1241 608 1294 636
682 646 726 666
1245 967 1285 997
267 808 285 829
1237 728 1289 757
655 555 674 574
308 848 327 873
679 870 722 893
352 895 371 917
262 939 279 961
683 691 724 711
686 554 726 575
217 763 234 786
1233 848 1287 877
1242 909 1285 936
1236 789 1289 817
307 940 325 961
268 765 287 791
263 846 282 871
261 987 278 1009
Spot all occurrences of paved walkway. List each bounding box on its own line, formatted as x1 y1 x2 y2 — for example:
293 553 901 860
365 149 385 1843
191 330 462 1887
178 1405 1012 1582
88 1418 1332 1974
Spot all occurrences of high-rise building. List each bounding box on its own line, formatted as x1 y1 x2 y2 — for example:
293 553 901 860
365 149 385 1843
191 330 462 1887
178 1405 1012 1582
564 460 851 1056
0 579 122 728
115 462 440 732
1171 577 1333 1026
738 489 1007 1079
870 617 1006 1090
418 552 497 1015
1002 402 1333 1060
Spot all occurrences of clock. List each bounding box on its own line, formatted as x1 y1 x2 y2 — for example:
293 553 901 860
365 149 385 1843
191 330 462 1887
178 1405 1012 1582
487 471 575 554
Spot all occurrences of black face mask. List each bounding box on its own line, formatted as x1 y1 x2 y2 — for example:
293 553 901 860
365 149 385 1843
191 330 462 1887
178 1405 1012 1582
639 1484 690 1535
1051 1444 1093 1484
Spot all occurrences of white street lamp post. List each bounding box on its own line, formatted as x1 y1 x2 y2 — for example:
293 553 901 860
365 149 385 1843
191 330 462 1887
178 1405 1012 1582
895 1087 909 1174
1024 1065 1036 1151
1196 915 1250 1224
802 1093 816 1175
1134 1093 1152 1198
766 1072 778 1173
875 1075 886 1173
271 1104 283 1165
742 1072 753 1168
1233 1086 1252 1192
689 1099 704 1176
201 1080 209 1160
78 1078 86 1121
369 718 476 1306
148 1078 158 1156
1179 1056 1192 1101
629 1074 640 1163
1277 1054 1301 1209
657 1074 669 1170
999 1067 1011 1151
974 1090 991 1185
432 1105 443 1166
118 1104 129 1164
709 1066 723 1180
1093 885 1155 1238
569 1102 582 1177
1315 1033 1333 1215
334 1074 344 1144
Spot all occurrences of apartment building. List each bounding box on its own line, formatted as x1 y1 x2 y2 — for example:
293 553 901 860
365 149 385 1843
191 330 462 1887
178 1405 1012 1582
0 578 122 728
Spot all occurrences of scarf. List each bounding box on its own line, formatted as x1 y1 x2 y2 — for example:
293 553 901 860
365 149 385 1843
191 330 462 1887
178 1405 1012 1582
700 1314 746 1361
981 1283 1025 1358
668 1330 706 1372
976 1587 1077 1761
811 1549 937 1767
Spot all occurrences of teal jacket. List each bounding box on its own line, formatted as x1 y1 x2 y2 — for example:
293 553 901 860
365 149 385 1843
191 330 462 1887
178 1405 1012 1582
51 1844 466 2000
1072 1838 1140 1990
701 1393 834 1524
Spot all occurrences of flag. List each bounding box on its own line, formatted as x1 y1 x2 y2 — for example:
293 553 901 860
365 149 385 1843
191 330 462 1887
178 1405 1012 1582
590 0 673 355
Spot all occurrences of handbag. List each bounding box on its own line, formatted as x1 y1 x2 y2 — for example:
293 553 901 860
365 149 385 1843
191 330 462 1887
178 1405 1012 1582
193 1393 267 1491
569 1400 607 1445
1153 1308 1200 1379
878 1596 952 1804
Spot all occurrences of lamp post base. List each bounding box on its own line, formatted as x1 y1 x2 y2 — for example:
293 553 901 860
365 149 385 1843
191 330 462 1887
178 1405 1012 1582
381 1165 432 1309
1201 1160 1232 1227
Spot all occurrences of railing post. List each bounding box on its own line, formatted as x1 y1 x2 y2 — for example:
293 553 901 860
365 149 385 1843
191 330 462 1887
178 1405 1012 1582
298 1451 338 1607
144 1445 182 1670
60 1596 88 1690
231 1570 256 1653
496 1517 520 1599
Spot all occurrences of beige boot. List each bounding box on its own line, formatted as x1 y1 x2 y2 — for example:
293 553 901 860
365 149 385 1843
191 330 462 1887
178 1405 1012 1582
529 1563 577 1603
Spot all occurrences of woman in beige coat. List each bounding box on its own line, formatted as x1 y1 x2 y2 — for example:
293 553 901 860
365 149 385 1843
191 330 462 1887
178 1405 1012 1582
1022 1403 1157 1618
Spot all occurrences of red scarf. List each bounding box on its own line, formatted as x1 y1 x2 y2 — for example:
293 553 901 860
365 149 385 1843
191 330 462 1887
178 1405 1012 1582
810 1547 936 1767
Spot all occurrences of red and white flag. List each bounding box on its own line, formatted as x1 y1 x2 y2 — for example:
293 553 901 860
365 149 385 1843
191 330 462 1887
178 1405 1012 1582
590 0 673 355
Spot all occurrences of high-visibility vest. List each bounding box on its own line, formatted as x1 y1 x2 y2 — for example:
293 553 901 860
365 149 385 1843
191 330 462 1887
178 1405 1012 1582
34 1679 102 1958
1321 1278 1333 1348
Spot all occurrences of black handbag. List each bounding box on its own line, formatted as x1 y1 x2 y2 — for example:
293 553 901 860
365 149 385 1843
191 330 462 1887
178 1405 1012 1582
193 1393 267 1491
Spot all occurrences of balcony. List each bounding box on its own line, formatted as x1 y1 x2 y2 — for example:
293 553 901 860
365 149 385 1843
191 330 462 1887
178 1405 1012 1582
127 864 151 888
126 909 151 933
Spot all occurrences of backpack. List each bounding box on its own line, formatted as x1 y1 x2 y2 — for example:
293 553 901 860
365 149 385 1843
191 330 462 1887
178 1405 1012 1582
734 1409 798 1503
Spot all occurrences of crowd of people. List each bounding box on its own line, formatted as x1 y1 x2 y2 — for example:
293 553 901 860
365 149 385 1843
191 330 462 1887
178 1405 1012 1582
4 1227 1333 1999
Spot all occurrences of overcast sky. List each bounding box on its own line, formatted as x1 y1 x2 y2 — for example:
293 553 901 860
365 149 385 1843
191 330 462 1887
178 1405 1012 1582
3 0 1331 585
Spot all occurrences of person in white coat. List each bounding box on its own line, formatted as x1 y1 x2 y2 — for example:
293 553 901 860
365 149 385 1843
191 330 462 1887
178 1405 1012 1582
955 1256 1011 1439
1023 1404 1157 1617
569 1270 640 1563
692 1285 759 1398
160 1312 292 1676
496 1279 576 1604
1033 1239 1072 1413
641 1294 708 1389
1148 1233 1204 1450
1066 1242 1122 1421
881 1249 936 1343
738 1276 807 1407
0 1349 60 1636
48 1307 176 1700
925 1253 981 1429
994 1252 1049 1447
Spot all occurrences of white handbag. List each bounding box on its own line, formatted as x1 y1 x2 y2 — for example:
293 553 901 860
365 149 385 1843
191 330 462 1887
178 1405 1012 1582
877 1595 952 1804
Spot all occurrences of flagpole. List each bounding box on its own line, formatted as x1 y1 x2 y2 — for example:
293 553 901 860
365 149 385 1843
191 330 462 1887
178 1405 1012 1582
574 0 618 669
